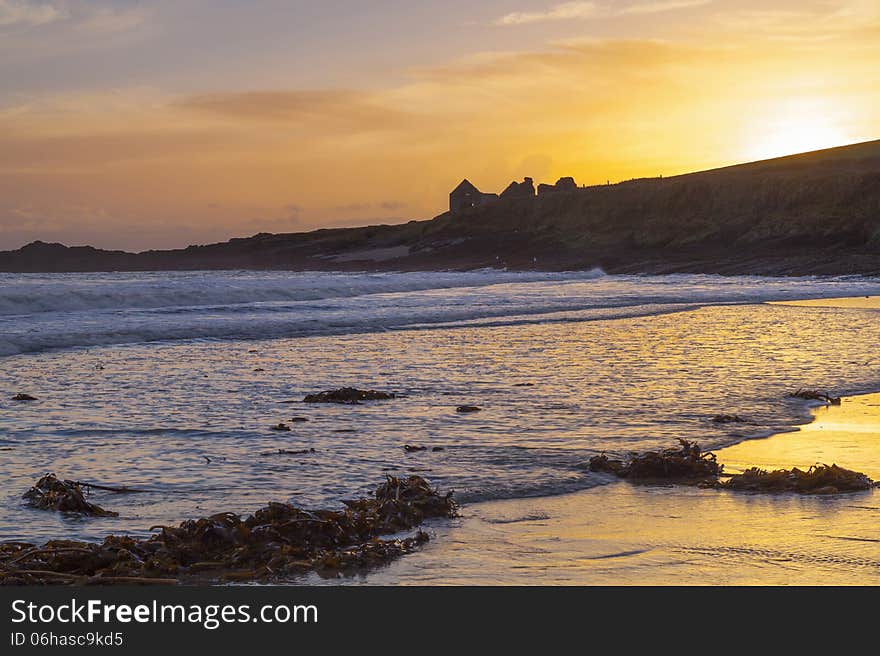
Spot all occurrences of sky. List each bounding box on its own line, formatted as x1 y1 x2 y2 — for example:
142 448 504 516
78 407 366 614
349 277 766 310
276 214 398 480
1 0 879 250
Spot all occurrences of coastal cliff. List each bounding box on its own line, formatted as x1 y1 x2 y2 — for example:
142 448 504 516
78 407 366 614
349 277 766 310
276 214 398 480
3 139 880 275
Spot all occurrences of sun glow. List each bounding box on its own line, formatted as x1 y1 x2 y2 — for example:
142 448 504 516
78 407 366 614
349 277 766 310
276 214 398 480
744 99 856 161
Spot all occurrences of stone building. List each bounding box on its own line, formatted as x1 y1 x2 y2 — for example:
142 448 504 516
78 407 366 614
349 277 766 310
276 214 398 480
537 177 578 195
500 177 536 198
449 179 499 213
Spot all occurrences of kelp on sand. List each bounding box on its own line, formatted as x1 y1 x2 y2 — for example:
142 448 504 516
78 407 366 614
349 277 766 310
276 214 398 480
1 475 456 585
589 440 877 494
787 389 841 405
720 464 874 494
589 439 722 483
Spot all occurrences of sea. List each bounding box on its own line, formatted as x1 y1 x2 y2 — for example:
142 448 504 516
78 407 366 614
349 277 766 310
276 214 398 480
2 269 880 546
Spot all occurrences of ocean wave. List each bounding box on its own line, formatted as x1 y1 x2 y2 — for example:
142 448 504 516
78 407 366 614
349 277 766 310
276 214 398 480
0 269 606 316
2 270 880 357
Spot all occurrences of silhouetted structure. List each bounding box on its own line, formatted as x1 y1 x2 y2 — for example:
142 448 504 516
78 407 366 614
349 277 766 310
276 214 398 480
449 179 499 213
450 175 578 214
500 177 536 198
537 177 578 195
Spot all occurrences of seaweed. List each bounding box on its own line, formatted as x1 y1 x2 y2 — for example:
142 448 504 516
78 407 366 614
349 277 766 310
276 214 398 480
22 474 119 517
589 439 722 483
262 448 316 456
788 389 841 405
303 388 395 404
588 440 876 495
712 414 745 423
2 475 455 585
720 464 875 494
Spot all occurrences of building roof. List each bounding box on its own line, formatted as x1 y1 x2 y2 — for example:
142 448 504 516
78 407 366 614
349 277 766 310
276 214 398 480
451 179 480 195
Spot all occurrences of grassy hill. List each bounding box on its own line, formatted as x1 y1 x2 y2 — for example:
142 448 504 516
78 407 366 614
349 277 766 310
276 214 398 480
3 139 880 274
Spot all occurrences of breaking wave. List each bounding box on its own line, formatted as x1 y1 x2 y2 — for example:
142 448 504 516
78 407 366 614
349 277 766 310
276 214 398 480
2 269 880 357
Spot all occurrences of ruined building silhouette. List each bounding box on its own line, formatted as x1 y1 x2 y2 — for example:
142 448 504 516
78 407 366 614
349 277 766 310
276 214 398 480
450 176 578 213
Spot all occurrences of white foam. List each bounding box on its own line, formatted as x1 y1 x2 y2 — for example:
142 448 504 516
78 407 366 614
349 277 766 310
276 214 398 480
1 270 879 356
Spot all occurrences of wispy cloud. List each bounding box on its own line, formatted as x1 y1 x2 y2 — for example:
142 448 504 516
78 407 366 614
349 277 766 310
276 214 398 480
0 0 63 27
176 90 411 135
495 2 598 25
621 0 710 16
0 1 146 38
495 0 709 25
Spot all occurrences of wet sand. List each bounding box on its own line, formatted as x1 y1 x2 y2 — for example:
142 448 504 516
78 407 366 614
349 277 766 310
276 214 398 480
771 296 880 311
341 393 880 585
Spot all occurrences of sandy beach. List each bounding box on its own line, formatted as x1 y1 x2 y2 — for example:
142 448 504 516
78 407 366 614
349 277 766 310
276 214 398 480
3 277 880 585
339 393 880 586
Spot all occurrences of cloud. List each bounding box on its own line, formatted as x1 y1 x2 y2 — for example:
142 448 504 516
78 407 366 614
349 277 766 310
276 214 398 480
334 200 408 213
621 0 710 15
72 5 146 35
495 1 598 25
710 1 880 42
175 90 410 135
0 0 63 27
1 17 877 251
495 0 709 25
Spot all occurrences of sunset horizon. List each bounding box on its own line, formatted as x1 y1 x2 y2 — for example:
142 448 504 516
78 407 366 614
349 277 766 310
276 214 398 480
3 0 880 617
2 0 878 250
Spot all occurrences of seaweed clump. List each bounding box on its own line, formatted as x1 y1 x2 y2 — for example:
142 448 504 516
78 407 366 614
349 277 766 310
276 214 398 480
788 389 841 405
589 439 722 483
721 464 875 494
712 414 745 424
303 388 395 404
22 474 118 517
1 475 455 585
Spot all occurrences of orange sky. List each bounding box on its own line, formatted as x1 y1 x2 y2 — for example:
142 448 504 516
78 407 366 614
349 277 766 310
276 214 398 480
1 0 878 250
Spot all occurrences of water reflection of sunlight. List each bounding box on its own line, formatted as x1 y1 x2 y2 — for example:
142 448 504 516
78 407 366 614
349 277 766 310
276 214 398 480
718 393 880 479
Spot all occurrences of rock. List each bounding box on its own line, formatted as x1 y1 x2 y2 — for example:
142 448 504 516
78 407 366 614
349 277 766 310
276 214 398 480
404 445 427 452
12 393 37 401
456 405 482 413
271 422 291 431
303 387 396 404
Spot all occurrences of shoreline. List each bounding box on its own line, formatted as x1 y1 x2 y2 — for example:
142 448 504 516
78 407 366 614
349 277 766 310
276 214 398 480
336 392 880 585
3 291 880 585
